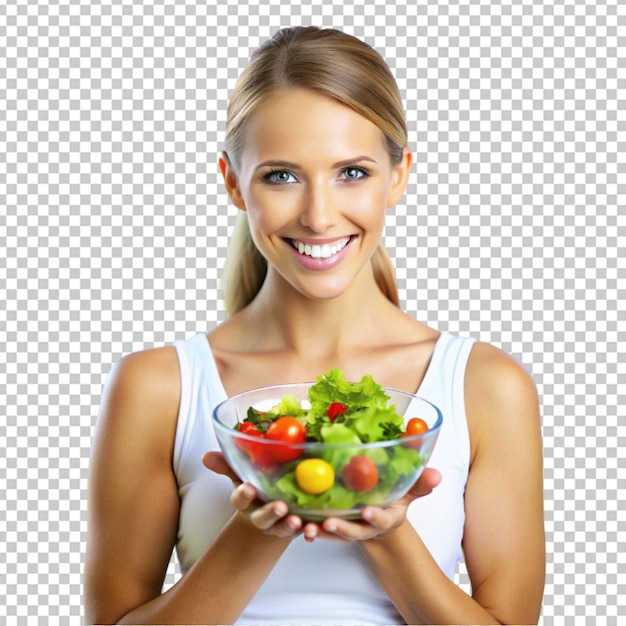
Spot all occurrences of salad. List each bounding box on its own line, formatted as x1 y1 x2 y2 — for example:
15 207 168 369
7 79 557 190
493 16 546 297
233 368 430 512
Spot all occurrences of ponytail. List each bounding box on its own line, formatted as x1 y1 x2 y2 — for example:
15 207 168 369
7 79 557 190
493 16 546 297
223 213 400 316
223 212 267 317
371 244 400 307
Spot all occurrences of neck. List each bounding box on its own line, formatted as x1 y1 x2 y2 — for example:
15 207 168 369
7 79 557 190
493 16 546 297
241 267 396 358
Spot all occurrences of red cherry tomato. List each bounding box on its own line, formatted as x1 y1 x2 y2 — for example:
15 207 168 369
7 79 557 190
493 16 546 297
400 417 429 448
265 416 307 463
326 402 349 422
341 455 379 493
406 417 428 435
235 423 273 469
238 422 260 435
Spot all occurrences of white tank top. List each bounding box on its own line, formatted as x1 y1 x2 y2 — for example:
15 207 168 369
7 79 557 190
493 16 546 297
173 331 476 625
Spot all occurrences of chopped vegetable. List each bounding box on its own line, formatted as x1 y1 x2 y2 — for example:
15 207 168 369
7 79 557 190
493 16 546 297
235 368 429 511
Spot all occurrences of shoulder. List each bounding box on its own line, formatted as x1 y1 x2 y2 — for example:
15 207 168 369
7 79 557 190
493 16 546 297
465 341 538 406
464 342 541 462
97 346 181 462
103 346 180 410
465 341 537 401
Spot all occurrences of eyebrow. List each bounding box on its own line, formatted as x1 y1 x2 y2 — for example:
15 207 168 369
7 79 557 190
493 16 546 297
255 155 378 171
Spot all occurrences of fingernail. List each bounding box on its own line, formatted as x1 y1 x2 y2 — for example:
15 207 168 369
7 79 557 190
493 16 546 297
362 509 374 521
325 522 336 532
241 484 255 498
273 504 287 516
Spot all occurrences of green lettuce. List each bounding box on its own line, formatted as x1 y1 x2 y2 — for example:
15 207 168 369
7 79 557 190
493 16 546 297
272 393 306 418
308 369 390 417
304 369 405 443
250 368 427 515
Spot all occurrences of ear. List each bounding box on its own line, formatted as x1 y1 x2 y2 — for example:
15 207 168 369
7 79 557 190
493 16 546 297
386 147 413 208
219 151 247 211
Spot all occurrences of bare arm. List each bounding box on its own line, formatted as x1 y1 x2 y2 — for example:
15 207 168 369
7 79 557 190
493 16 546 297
461 343 545 622
344 343 545 624
84 349 294 625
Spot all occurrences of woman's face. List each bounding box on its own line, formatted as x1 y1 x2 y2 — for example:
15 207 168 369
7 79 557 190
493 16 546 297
221 88 411 303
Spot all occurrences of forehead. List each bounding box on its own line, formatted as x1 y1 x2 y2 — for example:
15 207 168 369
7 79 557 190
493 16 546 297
238 88 389 166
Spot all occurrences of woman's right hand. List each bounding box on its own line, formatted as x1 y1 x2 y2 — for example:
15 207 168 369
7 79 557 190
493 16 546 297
202 451 310 540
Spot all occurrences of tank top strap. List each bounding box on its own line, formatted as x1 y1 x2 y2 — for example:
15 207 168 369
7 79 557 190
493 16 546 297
419 331 474 389
173 333 228 477
404 331 477 578
418 331 477 464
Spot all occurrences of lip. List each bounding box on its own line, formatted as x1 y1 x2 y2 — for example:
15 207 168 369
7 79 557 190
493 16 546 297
286 236 355 271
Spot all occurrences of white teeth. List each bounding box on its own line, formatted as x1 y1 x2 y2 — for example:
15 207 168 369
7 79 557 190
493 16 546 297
293 237 350 259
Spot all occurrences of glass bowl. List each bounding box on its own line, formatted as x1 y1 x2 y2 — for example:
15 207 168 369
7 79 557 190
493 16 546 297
212 383 442 520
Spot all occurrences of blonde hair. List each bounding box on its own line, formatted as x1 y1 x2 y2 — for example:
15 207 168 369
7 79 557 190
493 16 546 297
223 27 406 315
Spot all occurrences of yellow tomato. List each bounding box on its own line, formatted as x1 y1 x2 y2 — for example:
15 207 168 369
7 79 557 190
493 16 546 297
295 458 335 494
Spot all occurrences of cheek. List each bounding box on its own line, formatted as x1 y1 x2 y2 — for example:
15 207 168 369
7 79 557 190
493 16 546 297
348 186 388 228
244 191 296 241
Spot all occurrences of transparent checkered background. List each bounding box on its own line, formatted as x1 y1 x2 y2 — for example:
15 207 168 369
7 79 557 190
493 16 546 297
1 0 624 623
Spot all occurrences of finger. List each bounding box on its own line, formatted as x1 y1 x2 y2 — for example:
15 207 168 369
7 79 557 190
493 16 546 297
230 482 258 511
302 525 349 543
249 500 291 531
405 467 442 500
358 506 396 533
266 517 304 540
281 514 305 538
321 517 371 542
202 451 240 484
302 522 320 543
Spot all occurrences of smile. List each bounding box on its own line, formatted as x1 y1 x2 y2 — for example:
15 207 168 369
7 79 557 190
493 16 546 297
290 237 351 260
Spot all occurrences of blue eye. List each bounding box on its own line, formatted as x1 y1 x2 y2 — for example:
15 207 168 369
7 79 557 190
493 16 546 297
263 170 297 184
341 167 368 180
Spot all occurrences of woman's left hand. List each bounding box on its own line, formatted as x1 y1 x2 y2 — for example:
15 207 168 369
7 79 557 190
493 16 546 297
303 468 442 543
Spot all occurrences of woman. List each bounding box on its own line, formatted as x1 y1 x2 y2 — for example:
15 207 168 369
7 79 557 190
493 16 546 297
85 26 545 625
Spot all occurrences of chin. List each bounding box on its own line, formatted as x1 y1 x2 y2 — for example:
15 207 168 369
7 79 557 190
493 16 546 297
292 277 359 303
271 264 371 303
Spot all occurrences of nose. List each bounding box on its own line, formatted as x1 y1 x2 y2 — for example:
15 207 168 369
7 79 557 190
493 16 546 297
299 182 336 233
